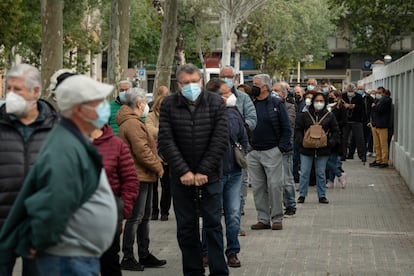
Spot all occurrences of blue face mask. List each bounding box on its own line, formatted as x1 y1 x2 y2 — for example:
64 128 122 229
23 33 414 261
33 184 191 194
119 91 127 102
182 83 201 101
375 94 382 100
92 101 110 129
322 87 329 94
222 78 234 89
357 89 364 95
307 85 315 91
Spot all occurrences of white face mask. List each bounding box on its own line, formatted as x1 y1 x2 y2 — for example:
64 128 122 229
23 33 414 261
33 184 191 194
314 102 325 111
5 92 31 116
305 98 312 106
226 93 237 107
142 103 150 117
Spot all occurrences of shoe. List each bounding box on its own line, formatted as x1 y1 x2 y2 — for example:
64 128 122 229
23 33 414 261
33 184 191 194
341 156 346 161
297 196 305 203
227 253 241 267
284 208 296 217
271 222 283 230
326 180 334 188
319 197 329 204
367 152 373 157
121 257 144 271
151 213 159 220
250 221 271 230
160 215 168 221
241 209 245 216
378 163 389 168
203 255 208 267
239 230 246 236
369 161 380 167
140 253 167 267
346 154 354 159
338 173 347 188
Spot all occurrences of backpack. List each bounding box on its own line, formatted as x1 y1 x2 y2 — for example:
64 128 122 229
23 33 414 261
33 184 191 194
302 111 330 149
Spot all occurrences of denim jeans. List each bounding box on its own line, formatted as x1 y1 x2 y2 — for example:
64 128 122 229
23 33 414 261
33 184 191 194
35 253 100 276
282 154 296 209
122 182 152 260
221 171 242 256
299 154 329 199
171 179 228 276
326 154 342 181
248 147 284 224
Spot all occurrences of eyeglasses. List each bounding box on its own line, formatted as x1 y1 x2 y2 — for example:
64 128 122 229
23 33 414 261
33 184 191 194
178 78 201 86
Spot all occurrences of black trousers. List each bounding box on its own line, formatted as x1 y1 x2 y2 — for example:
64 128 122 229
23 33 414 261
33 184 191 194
100 231 122 276
342 121 366 162
152 164 172 217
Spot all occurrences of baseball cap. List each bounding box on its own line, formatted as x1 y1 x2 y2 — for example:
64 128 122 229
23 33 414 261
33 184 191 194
55 75 114 111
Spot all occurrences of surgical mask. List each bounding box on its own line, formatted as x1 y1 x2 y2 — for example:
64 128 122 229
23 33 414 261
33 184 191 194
182 83 201 101
307 85 315 91
375 94 382 100
226 93 237 107
314 102 325 111
289 88 294 94
251 85 261 97
119 91 127 102
322 87 329 94
222 78 234 89
142 103 150 117
85 100 110 129
5 92 31 116
347 92 355 97
305 98 312 106
357 89 364 95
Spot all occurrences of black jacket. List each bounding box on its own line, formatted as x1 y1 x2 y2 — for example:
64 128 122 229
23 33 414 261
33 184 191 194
342 93 364 122
331 105 347 155
371 96 392 128
295 107 340 157
158 90 229 184
0 100 59 228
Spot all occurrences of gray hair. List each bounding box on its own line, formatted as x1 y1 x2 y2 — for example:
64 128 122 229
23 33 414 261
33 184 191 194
125 87 147 109
253 74 271 91
346 83 356 92
220 65 235 75
7 64 42 96
176 64 201 79
118 80 132 86
307 78 318 85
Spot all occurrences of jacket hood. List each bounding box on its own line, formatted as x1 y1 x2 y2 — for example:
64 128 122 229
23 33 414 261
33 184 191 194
116 105 141 126
92 124 114 146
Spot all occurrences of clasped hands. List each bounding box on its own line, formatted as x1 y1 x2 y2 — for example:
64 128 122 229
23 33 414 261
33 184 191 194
180 171 208 186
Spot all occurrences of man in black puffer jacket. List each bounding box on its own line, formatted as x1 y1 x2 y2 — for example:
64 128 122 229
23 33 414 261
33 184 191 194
158 64 229 276
0 64 59 275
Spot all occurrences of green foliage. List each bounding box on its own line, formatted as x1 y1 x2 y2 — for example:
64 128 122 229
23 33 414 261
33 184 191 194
335 0 414 59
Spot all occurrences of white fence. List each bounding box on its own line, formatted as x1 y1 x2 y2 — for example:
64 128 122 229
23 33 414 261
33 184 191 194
360 50 414 193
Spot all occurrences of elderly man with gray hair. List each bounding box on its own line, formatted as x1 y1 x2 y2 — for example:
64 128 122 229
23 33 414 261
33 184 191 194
249 74 291 231
0 74 118 275
0 64 59 275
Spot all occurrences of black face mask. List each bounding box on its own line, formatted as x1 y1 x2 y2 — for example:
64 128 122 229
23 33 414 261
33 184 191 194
252 86 261 97
328 97 335 104
294 94 302 102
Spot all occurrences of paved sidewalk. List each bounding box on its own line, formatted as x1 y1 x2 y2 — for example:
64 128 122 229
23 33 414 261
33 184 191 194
13 157 414 275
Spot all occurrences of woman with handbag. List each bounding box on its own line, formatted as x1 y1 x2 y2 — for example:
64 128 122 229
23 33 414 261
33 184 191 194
203 79 249 267
295 92 340 204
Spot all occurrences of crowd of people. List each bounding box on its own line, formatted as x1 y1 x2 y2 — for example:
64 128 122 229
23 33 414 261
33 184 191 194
0 63 393 276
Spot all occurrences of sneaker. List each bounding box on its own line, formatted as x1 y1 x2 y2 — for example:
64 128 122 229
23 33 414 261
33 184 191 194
227 253 241 267
160 215 168 221
151 213 159 220
318 197 329 204
326 180 334 188
250 221 271 230
378 163 389 168
338 173 347 188
121 257 144 271
239 230 246 236
284 208 296 217
271 222 283 230
369 161 380 167
297 196 305 203
140 253 167 267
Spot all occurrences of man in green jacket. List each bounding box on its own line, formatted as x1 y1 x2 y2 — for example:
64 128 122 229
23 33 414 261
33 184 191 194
109 80 131 135
0 75 118 275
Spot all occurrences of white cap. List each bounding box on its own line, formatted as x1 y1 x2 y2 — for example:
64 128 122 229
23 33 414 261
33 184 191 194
55 75 114 111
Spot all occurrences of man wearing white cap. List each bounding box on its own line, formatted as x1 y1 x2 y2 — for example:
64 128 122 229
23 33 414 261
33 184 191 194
0 75 118 275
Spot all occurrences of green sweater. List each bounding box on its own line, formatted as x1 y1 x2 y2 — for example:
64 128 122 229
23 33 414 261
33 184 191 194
0 119 106 264
109 99 122 135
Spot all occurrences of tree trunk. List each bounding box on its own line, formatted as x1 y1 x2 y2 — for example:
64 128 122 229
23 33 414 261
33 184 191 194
220 13 234 67
108 0 131 90
152 0 178 97
41 0 63 98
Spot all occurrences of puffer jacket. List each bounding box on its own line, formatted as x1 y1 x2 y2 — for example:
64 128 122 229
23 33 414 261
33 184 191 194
158 90 229 183
0 100 59 228
116 105 162 183
92 124 139 218
295 107 340 157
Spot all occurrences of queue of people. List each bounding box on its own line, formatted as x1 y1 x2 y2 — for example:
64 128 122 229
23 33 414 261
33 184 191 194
0 62 394 276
